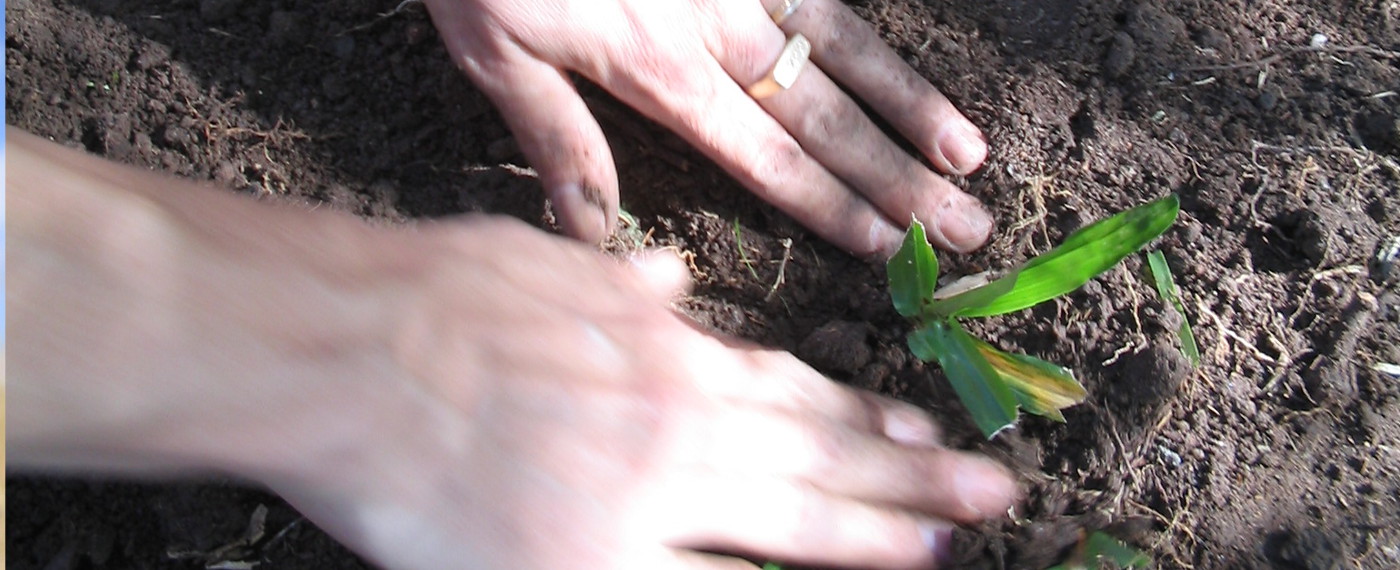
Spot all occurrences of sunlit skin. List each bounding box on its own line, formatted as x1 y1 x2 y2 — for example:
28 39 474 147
423 0 996 256
10 0 1014 565
9 129 1017 569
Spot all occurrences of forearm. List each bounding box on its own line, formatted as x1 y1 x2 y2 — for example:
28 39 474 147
7 128 407 482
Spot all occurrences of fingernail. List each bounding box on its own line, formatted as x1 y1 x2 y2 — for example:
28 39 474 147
883 407 939 448
934 196 993 252
551 182 607 243
868 215 904 258
955 456 1017 519
919 519 956 566
935 121 988 175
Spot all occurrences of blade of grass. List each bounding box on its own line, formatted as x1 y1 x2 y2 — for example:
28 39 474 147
958 195 1180 318
1146 250 1201 366
887 216 939 319
1083 532 1150 567
733 219 762 282
908 321 1018 437
969 337 1086 422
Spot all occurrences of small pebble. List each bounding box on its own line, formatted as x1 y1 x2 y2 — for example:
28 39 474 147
1104 32 1136 78
159 124 194 150
214 160 241 183
797 321 872 376
1373 236 1400 285
132 42 170 71
1157 445 1183 468
1257 90 1280 111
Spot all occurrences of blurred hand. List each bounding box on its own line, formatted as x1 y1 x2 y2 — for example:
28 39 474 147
9 131 1015 570
423 0 995 256
270 218 1017 569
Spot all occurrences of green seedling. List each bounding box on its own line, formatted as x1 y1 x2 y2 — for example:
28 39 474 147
734 219 762 281
887 195 1180 437
1146 250 1200 366
1046 531 1150 569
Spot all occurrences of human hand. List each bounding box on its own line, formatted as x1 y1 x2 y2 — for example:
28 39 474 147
266 218 1017 569
423 0 994 256
8 131 1013 569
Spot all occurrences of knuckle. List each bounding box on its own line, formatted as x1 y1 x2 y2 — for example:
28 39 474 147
713 26 777 83
618 41 715 104
911 92 959 130
848 391 888 433
873 517 934 567
909 450 960 501
783 479 837 545
748 135 806 200
824 7 881 61
799 421 854 479
797 98 866 142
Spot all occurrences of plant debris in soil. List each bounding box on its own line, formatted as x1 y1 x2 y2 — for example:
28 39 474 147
7 0 1400 568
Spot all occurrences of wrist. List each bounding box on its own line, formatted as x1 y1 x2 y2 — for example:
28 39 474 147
7 131 422 484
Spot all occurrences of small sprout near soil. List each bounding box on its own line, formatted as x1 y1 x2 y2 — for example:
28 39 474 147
1047 530 1150 570
887 195 1179 437
1146 250 1201 366
734 218 763 281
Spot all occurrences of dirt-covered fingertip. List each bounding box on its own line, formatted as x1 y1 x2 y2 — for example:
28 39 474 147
879 401 943 448
548 182 610 244
445 38 621 246
952 454 1019 522
931 120 989 176
866 215 905 259
929 192 994 253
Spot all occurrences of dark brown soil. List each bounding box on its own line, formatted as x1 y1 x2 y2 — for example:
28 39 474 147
8 0 1400 568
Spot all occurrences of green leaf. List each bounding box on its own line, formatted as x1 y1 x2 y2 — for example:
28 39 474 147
1146 250 1201 366
1084 532 1150 567
1046 531 1150 570
886 216 939 319
908 321 1018 438
959 195 1180 318
926 269 1021 318
969 337 1086 422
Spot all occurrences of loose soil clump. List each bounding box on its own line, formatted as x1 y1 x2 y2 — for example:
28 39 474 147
8 0 1400 567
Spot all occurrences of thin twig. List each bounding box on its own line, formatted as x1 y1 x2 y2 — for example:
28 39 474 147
337 0 423 36
765 238 793 302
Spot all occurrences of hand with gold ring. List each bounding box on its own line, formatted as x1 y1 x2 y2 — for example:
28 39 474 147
424 0 994 257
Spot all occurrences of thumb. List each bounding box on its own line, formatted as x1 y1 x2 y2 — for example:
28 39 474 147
629 248 693 301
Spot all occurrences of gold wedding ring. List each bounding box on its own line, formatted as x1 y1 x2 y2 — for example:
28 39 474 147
746 33 811 99
769 0 806 25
